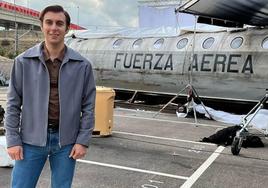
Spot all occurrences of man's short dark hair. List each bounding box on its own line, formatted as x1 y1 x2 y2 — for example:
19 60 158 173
39 5 71 30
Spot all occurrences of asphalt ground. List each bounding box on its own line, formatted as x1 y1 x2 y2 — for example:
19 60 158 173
1 107 268 188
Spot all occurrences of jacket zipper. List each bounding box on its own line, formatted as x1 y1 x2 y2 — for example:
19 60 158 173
42 60 50 147
58 60 66 148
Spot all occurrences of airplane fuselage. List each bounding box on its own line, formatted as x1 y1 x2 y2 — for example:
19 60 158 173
66 27 268 102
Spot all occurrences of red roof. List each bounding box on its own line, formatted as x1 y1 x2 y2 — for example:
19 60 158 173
69 23 86 30
0 1 86 30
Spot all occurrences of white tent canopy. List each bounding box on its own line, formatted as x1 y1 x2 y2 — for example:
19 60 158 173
66 24 231 39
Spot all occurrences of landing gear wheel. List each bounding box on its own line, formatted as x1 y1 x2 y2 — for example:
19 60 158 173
231 137 242 155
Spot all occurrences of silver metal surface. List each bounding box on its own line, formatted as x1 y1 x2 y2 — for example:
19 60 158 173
67 26 268 102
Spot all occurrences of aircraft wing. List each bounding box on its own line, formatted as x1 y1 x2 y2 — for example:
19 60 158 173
178 0 268 26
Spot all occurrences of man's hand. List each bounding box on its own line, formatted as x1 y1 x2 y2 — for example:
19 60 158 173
7 146 23 160
69 144 87 159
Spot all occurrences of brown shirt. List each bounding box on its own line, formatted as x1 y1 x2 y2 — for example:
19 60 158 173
43 44 65 123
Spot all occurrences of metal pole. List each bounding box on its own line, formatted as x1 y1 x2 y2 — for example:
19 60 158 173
189 15 197 85
14 0 18 55
77 6 79 26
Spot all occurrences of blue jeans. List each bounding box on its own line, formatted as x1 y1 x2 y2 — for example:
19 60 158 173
11 128 76 188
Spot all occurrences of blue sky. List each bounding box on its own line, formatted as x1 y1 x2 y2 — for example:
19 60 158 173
6 0 139 28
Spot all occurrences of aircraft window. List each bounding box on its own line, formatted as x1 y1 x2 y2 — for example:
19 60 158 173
154 38 164 49
262 37 268 49
133 39 142 49
202 37 214 49
177 38 188 49
113 39 123 48
231 37 243 49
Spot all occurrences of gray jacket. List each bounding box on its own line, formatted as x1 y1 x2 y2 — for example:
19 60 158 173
4 43 96 148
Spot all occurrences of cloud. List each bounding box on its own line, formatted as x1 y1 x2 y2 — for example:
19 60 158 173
77 0 139 27
8 0 139 28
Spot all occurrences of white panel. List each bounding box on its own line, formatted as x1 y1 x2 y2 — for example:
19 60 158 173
139 6 177 28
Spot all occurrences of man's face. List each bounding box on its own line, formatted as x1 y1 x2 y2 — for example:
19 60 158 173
41 11 68 46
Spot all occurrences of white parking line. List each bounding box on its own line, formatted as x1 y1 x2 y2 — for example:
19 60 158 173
115 114 223 128
77 159 189 180
113 131 216 146
180 146 225 188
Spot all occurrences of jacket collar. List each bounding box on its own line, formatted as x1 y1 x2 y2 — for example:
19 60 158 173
22 42 84 63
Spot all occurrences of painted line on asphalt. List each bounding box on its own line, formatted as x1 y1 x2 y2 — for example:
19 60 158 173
113 131 216 146
180 146 225 188
115 114 223 128
77 159 189 180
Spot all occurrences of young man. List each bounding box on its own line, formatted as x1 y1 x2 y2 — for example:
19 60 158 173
4 5 96 188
